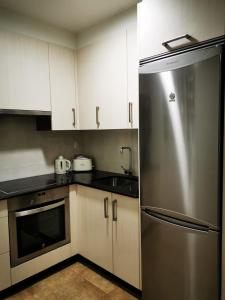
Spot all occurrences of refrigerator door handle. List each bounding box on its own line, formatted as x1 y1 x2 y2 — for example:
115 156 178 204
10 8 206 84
142 210 210 233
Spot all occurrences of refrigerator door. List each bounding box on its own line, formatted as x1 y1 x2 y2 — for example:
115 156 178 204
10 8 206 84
139 46 222 229
142 210 220 300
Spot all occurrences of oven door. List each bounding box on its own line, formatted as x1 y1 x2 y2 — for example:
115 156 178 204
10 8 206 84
9 198 70 267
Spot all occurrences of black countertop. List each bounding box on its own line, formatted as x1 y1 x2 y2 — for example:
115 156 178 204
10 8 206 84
0 170 139 200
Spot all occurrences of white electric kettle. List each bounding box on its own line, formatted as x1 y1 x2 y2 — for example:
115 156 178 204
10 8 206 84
55 156 71 174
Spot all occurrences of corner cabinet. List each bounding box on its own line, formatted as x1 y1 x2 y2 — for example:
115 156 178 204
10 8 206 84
49 44 79 130
138 0 225 60
0 201 11 291
0 29 51 112
75 185 140 289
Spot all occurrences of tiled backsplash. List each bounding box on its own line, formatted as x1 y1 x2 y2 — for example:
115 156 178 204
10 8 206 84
0 116 139 182
80 129 139 176
0 116 81 181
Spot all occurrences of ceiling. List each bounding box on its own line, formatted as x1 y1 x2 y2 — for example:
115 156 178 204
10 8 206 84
0 0 138 33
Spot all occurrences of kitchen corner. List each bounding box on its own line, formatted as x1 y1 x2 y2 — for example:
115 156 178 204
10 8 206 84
0 0 224 299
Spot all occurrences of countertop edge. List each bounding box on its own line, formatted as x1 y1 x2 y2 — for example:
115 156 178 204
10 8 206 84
0 171 139 201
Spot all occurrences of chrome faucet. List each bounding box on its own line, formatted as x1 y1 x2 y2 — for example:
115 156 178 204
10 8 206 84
120 146 132 175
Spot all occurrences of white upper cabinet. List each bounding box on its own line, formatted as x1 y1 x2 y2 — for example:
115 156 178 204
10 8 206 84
0 29 51 111
138 0 225 60
77 31 128 130
77 7 139 130
127 13 139 129
49 44 79 130
99 33 128 130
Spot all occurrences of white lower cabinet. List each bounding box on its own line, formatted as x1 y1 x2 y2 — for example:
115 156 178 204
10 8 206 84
77 185 113 272
0 217 10 254
76 185 140 288
0 201 11 291
11 244 71 284
112 194 140 288
69 185 80 256
1 185 140 291
0 253 11 291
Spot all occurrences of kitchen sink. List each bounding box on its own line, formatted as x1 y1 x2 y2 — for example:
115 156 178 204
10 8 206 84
93 176 137 187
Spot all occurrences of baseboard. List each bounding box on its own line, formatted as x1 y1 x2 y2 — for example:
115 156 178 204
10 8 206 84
78 255 142 299
0 254 142 299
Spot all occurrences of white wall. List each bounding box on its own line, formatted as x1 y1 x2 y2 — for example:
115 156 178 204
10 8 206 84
77 6 137 48
0 7 76 49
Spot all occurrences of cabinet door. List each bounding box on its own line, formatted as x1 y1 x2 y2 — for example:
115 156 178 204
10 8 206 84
77 185 113 272
0 29 51 111
69 185 79 256
138 0 225 59
77 32 128 129
0 217 9 255
49 44 78 130
0 253 11 291
0 200 8 218
127 16 139 129
112 194 140 288
0 201 9 256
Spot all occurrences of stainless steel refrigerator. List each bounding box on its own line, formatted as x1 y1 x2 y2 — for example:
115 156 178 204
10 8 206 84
139 44 223 300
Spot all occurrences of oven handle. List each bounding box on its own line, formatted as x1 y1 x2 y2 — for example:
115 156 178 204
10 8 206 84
15 200 65 218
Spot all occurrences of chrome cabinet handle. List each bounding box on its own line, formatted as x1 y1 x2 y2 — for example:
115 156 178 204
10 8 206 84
162 34 192 48
128 102 133 126
104 197 109 218
112 199 117 221
96 106 100 128
72 108 76 128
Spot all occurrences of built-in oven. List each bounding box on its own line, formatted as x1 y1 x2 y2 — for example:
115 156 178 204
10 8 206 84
8 186 70 267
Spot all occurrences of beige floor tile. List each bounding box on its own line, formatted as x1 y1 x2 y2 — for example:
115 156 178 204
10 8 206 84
5 262 138 300
102 288 137 300
82 267 116 294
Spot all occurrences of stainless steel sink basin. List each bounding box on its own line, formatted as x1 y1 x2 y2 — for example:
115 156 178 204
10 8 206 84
93 176 137 187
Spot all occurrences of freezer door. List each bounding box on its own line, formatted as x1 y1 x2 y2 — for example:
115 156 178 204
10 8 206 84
139 46 222 229
141 211 220 300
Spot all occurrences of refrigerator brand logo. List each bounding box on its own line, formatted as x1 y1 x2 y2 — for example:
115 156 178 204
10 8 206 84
169 92 176 102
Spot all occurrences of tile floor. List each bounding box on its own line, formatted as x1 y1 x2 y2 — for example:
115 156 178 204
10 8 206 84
6 262 138 300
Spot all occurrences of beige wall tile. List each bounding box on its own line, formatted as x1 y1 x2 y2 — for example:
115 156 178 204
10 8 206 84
79 129 139 176
0 116 82 181
0 116 139 182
